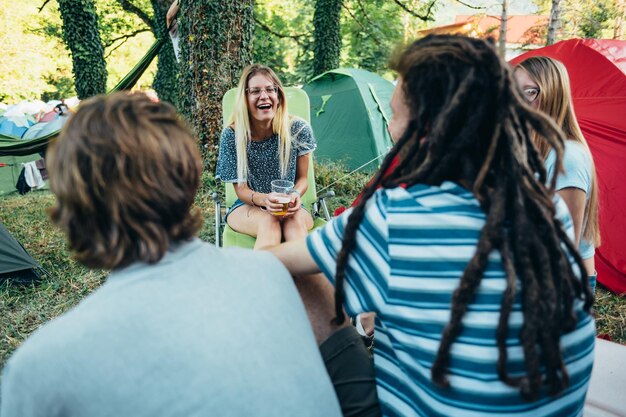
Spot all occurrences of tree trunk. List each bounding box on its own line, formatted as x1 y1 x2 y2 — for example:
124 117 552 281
547 0 561 45
614 0 625 39
57 0 107 99
151 0 179 108
178 0 254 161
499 0 508 58
313 0 343 76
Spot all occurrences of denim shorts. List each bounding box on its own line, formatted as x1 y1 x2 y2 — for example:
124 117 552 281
224 199 246 222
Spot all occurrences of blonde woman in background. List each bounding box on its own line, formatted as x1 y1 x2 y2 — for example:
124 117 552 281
217 66 381 417
515 56 600 292
216 64 315 250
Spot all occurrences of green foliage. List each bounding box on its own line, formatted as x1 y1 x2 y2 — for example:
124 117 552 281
97 0 153 47
0 0 160 103
253 0 316 84
178 0 254 167
92 0 158 94
340 0 406 76
254 0 426 83
534 0 624 40
41 71 76 102
57 0 108 99
578 1 616 38
86 0 160 94
313 0 343 76
0 2 74 102
5 0 450 106
313 160 371 211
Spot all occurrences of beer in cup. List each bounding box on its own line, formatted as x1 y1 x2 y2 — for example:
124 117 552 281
270 179 294 217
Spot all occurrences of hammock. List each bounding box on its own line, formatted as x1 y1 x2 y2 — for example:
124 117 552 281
0 36 168 157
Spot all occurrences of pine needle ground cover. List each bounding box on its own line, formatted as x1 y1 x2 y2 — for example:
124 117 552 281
1 166 624 369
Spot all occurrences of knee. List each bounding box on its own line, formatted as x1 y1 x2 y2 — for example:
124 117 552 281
283 212 311 240
286 213 306 230
293 210 313 230
258 212 282 233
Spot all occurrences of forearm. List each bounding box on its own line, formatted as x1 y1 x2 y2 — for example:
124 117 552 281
294 176 308 198
267 239 320 276
294 154 311 197
557 187 586 246
234 184 267 208
166 0 180 27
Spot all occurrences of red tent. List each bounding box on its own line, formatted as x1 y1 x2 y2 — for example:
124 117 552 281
510 39 626 295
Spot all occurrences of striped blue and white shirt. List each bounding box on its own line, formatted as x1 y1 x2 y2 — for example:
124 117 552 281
307 181 595 417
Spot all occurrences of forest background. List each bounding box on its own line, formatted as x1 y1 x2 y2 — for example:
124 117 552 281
2 0 625 141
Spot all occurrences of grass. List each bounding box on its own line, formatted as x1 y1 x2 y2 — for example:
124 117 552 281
1 164 625 369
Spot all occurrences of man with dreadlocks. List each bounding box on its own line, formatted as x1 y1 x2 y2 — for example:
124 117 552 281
270 34 595 416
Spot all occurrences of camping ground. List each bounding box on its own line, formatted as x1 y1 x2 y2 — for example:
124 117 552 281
1 166 625 368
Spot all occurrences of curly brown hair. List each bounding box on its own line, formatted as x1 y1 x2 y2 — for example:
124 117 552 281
333 35 592 400
47 92 203 270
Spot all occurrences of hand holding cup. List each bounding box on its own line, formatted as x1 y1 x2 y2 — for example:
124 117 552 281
269 180 294 217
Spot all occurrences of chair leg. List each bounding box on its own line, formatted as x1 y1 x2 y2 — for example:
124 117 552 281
315 190 335 221
211 191 222 248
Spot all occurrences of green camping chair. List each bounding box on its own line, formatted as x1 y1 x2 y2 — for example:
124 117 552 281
212 87 333 248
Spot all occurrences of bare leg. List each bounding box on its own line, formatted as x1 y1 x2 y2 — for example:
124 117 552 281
293 273 350 344
284 212 380 414
302 276 380 416
282 208 313 242
282 209 344 343
226 205 282 250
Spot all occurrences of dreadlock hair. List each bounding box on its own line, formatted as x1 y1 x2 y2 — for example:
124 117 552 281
332 35 593 401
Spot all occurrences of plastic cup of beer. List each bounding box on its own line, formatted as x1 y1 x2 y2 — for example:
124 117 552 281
270 179 294 217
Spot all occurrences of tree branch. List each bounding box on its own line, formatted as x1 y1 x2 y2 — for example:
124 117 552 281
105 40 128 59
341 3 383 46
104 28 151 49
38 0 52 13
355 0 384 32
115 0 155 30
392 0 437 21
254 17 306 40
455 0 486 10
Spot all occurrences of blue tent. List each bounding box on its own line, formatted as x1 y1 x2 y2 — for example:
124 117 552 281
0 117 32 138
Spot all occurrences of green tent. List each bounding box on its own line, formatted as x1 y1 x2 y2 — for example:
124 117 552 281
0 154 48 196
303 68 395 172
0 222 41 284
